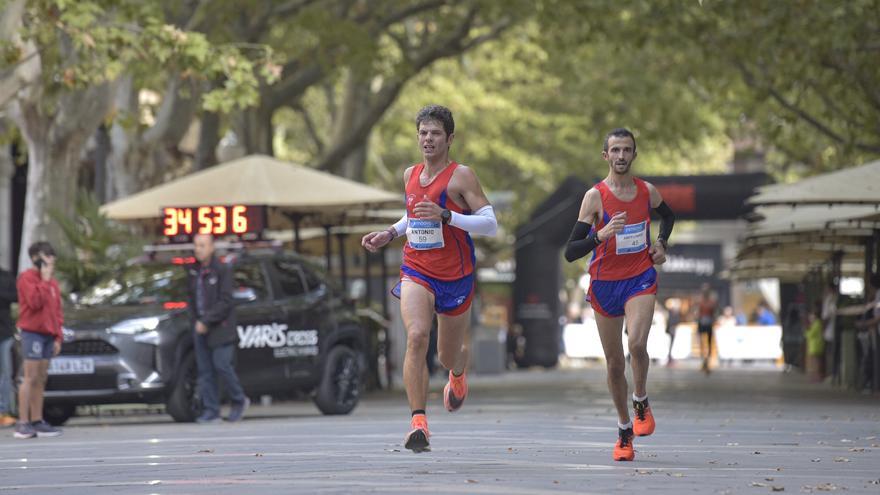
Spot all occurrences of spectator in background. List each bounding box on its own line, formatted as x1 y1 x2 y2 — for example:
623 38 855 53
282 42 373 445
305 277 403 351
757 301 777 325
15 242 63 439
186 234 248 423
805 302 825 383
717 306 737 327
663 298 681 366
821 283 838 380
0 266 17 427
855 274 880 391
695 284 717 375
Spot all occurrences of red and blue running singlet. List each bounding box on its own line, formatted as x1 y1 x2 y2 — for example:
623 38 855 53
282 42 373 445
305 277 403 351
402 162 476 281
587 177 654 281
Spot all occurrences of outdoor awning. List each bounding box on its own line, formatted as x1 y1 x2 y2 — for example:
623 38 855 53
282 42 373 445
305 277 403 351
748 204 880 236
748 159 880 206
100 154 400 224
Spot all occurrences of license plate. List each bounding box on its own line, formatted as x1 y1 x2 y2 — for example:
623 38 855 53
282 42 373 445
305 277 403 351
48 358 95 375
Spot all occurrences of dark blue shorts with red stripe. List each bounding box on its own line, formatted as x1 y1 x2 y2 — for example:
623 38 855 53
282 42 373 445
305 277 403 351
587 267 657 318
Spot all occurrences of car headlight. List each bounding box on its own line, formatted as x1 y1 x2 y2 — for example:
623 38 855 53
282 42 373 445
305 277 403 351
110 317 163 335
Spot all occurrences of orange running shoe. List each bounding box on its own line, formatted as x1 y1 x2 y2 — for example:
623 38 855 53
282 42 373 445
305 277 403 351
633 398 655 437
0 414 16 427
443 371 468 412
404 414 431 453
613 427 635 461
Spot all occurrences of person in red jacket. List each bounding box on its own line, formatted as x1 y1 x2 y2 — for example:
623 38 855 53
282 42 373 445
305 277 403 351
14 242 63 439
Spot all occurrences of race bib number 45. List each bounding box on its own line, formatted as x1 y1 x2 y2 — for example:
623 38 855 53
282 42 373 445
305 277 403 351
615 220 648 255
406 219 444 250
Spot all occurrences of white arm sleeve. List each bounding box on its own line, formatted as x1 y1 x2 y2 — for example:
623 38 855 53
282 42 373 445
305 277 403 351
449 205 497 237
390 213 407 237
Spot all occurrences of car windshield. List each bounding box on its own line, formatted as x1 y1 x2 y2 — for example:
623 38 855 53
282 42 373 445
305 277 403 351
78 264 188 307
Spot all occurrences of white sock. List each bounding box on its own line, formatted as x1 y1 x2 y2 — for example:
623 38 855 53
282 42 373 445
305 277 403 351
618 420 633 430
633 393 647 402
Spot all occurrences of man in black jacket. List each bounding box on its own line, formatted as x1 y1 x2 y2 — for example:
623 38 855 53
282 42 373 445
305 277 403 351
0 267 17 427
187 234 248 423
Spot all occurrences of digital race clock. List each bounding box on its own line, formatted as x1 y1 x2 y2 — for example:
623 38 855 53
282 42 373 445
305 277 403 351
162 205 266 240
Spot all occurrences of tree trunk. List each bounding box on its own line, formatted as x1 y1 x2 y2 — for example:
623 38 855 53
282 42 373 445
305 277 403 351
235 103 274 155
317 72 404 179
16 125 87 269
194 110 220 169
0 0 39 109
106 75 199 200
11 84 112 271
338 141 368 181
0 123 14 270
91 124 111 203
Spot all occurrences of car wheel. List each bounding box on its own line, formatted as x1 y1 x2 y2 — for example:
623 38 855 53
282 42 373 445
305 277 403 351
43 404 75 426
166 353 202 422
313 345 361 415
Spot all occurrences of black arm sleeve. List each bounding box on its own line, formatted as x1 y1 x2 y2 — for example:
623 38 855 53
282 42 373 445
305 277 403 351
564 221 601 262
654 201 675 245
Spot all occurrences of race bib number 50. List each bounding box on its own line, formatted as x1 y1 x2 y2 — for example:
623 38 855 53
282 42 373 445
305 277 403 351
615 220 648 255
406 219 444 250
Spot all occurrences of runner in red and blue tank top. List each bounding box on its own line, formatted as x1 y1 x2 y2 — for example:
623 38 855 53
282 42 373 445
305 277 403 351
564 128 676 462
400 161 476 287
361 105 497 453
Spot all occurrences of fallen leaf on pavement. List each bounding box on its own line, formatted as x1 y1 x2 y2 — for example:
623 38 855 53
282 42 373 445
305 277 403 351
816 482 839 491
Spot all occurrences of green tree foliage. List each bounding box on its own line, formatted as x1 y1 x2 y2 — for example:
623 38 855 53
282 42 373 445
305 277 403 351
3 0 277 112
362 21 730 223
538 0 880 174
2 0 276 270
50 192 142 293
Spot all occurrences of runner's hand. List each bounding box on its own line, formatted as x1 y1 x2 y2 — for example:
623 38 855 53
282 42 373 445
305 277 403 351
649 242 667 265
413 197 443 221
53 341 61 357
598 211 627 241
361 230 394 253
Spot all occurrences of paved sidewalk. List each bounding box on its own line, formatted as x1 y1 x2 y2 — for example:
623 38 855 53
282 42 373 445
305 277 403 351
0 365 877 494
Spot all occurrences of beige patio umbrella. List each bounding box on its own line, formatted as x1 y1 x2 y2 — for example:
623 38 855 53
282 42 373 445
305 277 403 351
100 155 403 307
748 159 880 206
101 154 400 223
